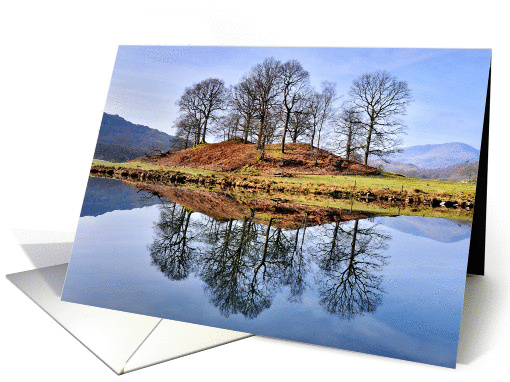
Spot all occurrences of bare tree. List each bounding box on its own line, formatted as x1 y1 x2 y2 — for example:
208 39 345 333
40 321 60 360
280 60 310 153
213 111 242 141
176 87 204 147
249 58 283 158
287 99 312 143
306 92 320 148
263 108 284 145
176 78 227 145
334 105 364 161
307 82 337 165
349 71 412 165
230 77 258 143
174 113 200 149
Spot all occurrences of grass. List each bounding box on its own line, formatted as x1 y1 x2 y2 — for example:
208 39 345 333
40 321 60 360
277 192 474 220
91 159 476 205
250 172 475 200
119 177 474 221
92 159 218 177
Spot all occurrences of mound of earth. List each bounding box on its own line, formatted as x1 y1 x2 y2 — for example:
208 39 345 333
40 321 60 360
138 140 378 176
136 183 372 229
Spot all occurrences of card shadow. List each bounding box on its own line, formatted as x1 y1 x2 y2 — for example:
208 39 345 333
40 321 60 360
17 242 73 296
457 274 497 364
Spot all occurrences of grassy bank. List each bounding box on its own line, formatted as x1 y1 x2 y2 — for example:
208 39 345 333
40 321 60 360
92 159 476 201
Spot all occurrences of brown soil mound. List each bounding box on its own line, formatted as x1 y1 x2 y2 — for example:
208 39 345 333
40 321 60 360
141 140 258 172
254 143 377 175
136 183 372 229
138 140 378 176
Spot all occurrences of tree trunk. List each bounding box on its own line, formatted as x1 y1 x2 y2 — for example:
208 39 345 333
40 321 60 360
201 118 208 143
363 121 374 165
254 218 273 278
256 113 265 149
244 114 251 143
220 218 233 254
293 227 300 251
300 212 309 249
329 222 339 256
235 216 249 256
349 219 359 261
314 127 323 166
261 218 273 262
185 130 190 149
180 211 192 253
281 109 291 153
194 122 201 147
346 128 352 160
310 126 316 149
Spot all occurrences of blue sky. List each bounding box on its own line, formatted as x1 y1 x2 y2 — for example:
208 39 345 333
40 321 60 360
104 46 490 149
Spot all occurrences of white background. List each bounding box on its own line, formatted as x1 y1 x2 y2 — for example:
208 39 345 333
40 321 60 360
1 1 508 380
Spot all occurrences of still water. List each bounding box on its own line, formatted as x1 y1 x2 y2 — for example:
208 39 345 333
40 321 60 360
62 177 471 368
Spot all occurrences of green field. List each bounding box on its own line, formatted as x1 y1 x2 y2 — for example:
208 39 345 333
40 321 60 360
91 159 475 221
91 159 476 201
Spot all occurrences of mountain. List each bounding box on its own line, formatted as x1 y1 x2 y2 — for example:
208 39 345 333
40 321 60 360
385 142 480 169
80 177 162 217
377 216 472 243
93 113 175 162
373 142 480 181
397 160 479 182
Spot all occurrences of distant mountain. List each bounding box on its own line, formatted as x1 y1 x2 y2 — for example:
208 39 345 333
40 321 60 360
377 216 472 243
386 142 480 169
400 160 479 182
93 113 175 162
81 177 162 217
372 142 480 181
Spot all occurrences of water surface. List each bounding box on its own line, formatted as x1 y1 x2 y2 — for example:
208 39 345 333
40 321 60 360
62 177 471 368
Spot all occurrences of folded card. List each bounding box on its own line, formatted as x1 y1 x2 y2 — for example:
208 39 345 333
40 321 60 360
60 46 491 368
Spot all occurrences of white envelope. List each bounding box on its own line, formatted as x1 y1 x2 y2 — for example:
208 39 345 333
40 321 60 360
6 230 251 375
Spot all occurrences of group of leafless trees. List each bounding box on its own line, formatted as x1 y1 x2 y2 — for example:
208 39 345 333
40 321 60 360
174 57 412 165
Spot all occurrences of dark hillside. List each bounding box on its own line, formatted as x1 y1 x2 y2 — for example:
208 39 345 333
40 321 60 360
93 113 175 162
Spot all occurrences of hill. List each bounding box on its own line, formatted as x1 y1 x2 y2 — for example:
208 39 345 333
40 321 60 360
80 177 161 217
139 140 379 176
377 216 472 243
400 160 479 182
372 142 480 181
93 113 175 162
376 159 479 182
382 142 480 169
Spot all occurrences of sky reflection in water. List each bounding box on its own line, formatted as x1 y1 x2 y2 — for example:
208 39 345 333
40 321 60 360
62 177 471 368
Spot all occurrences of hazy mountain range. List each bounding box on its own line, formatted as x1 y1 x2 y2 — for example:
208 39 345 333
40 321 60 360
377 216 472 243
372 142 480 181
81 177 162 217
387 142 479 169
93 113 175 162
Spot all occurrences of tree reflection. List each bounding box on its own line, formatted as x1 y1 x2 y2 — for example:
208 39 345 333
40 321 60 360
148 200 391 321
314 219 390 319
199 214 299 319
199 211 272 318
279 213 310 302
149 202 197 281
